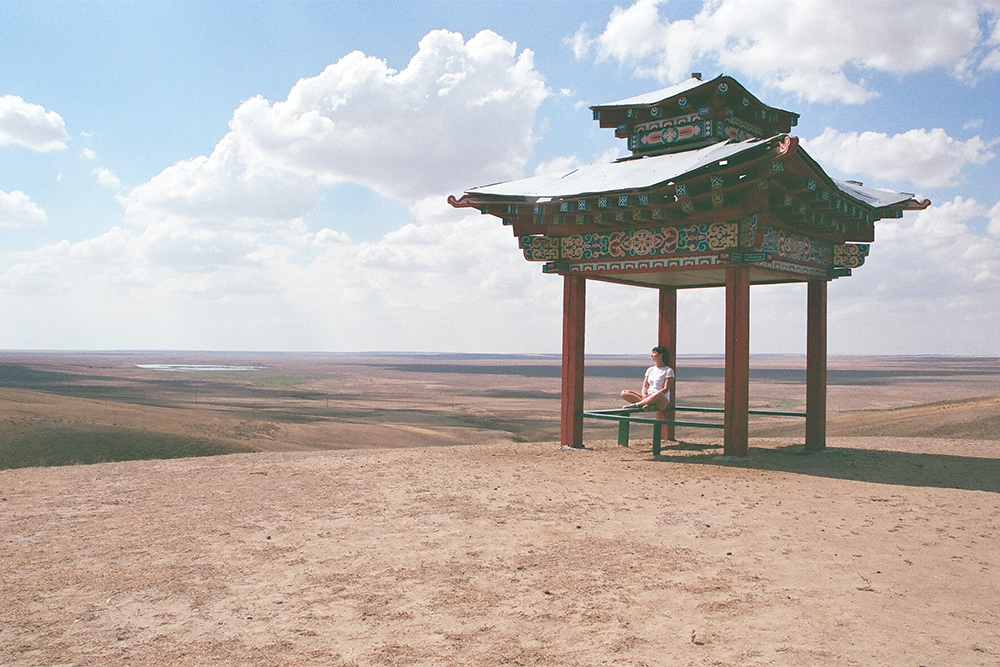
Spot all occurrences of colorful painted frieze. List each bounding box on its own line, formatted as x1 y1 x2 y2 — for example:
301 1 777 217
630 110 769 151
751 259 831 277
520 235 560 261
759 226 831 266
631 120 713 151
739 214 761 247
721 114 764 141
520 220 745 263
833 243 870 268
522 217 834 270
544 255 722 274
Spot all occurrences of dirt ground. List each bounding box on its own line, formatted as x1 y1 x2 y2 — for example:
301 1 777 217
1 353 999 665
3 438 999 666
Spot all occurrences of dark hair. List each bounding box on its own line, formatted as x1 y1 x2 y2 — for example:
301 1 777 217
651 345 669 357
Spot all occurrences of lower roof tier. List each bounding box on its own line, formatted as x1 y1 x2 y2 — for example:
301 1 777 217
449 135 929 246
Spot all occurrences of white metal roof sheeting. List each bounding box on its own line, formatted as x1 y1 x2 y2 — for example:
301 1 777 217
468 137 918 211
468 138 770 199
832 179 915 208
594 77 707 108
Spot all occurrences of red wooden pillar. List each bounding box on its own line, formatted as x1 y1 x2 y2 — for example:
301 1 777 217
805 280 828 451
560 274 586 448
724 267 750 457
658 286 678 441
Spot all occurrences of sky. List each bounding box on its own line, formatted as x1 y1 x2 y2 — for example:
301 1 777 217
1 0 999 356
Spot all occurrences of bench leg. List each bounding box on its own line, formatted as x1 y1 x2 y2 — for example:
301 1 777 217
617 420 630 447
652 423 662 456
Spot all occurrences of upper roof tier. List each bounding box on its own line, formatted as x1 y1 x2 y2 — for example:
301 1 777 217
591 74 800 156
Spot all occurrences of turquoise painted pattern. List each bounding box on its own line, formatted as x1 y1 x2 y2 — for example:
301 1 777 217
760 227 830 266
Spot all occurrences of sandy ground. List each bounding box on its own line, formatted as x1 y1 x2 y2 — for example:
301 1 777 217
3 435 999 666
2 353 999 665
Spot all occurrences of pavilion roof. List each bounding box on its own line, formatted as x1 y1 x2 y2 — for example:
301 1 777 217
589 74 800 142
461 135 922 215
829 179 917 209
448 75 930 289
592 76 709 108
468 138 768 199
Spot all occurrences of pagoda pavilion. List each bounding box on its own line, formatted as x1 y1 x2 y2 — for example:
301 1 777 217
449 74 929 456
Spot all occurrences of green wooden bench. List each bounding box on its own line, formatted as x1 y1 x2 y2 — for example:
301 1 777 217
581 405 806 456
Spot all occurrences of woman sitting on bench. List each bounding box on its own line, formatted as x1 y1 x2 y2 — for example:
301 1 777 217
621 346 675 412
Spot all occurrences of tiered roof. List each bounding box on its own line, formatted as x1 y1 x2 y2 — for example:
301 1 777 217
449 75 929 289
591 74 798 155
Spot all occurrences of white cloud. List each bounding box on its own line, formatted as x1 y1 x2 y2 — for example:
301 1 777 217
5 191 1000 354
13 23 997 355
803 127 995 188
0 95 68 151
568 24 594 60
577 0 1000 103
988 201 1000 237
121 132 319 235
877 196 983 248
115 29 548 276
233 29 547 200
0 29 558 350
0 188 47 227
0 204 562 351
94 166 122 188
82 147 96 159
829 196 1000 353
980 7 1000 70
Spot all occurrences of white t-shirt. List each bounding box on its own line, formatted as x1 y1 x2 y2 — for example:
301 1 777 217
645 365 675 400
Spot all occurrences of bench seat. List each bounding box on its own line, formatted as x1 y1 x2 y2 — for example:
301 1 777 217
582 405 805 455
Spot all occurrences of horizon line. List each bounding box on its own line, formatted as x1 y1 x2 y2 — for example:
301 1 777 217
1 350 998 360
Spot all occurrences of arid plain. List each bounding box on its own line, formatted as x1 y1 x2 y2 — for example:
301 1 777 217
2 352 999 666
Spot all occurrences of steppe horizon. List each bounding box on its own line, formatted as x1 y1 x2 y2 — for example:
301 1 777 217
3 351 998 472
5 349 999 359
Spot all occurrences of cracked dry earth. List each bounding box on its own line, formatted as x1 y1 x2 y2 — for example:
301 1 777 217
2 436 999 666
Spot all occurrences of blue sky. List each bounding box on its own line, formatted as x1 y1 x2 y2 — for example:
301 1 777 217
1 0 999 355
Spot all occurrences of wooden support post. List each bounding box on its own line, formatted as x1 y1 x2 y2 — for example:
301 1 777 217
806 280 828 451
724 267 750 457
561 275 586 449
658 286 678 442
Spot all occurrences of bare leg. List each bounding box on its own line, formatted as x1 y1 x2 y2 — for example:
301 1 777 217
621 390 643 405
626 392 669 411
622 390 668 411
643 393 669 411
